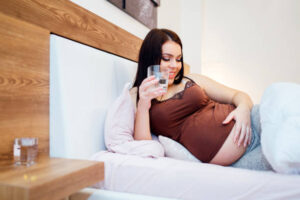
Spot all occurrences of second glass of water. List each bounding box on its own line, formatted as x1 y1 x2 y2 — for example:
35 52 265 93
14 137 38 166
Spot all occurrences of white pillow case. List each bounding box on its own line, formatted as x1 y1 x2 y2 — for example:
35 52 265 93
260 82 300 174
158 135 201 163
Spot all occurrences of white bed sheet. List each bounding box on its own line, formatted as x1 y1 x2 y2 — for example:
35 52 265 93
91 151 300 200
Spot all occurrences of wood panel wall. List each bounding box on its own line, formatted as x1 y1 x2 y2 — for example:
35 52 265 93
0 13 49 159
0 0 143 160
0 0 142 62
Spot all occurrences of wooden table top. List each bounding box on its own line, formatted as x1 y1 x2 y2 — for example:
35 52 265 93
0 156 104 200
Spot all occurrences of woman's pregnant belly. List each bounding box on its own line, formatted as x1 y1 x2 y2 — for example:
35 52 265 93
209 129 247 166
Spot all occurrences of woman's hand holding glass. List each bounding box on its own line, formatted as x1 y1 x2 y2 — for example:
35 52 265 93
223 105 252 147
138 76 166 110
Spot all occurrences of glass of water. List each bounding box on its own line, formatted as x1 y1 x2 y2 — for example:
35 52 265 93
14 137 38 166
147 65 169 92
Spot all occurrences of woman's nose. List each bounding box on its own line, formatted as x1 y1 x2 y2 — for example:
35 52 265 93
169 59 177 68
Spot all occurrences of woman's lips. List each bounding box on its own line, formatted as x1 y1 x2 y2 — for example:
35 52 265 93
169 72 176 79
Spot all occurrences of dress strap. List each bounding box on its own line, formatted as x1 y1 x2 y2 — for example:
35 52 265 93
183 76 195 83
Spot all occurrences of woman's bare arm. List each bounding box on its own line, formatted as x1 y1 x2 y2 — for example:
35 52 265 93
130 76 165 140
134 99 152 140
187 74 252 108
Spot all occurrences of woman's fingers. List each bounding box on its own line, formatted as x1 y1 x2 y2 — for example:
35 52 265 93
243 126 249 147
223 112 234 124
234 123 241 144
226 106 252 147
237 124 246 147
248 127 252 145
235 124 252 147
140 76 158 91
140 77 165 100
149 87 165 98
140 75 155 86
230 124 236 143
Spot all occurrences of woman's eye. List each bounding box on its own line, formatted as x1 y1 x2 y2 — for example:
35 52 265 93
162 57 170 61
176 59 181 62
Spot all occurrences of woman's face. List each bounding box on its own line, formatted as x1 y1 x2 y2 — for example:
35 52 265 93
160 40 182 86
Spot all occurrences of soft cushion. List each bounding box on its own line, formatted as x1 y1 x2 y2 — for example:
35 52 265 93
260 82 300 174
158 135 201 162
104 83 164 158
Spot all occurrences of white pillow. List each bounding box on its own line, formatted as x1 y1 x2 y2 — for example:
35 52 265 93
158 135 201 162
260 82 300 174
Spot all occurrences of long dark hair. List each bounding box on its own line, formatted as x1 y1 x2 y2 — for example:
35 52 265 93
133 28 184 102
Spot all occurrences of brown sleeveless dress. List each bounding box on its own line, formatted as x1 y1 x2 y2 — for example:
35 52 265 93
149 79 235 163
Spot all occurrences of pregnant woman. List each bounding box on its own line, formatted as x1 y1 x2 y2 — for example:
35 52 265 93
129 28 271 170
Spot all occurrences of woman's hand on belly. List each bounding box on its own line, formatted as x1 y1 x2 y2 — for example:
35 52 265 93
209 128 247 166
223 105 252 147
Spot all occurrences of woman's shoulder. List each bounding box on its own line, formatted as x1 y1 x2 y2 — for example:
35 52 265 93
129 87 137 108
185 73 205 85
129 87 137 95
185 73 212 89
185 73 205 80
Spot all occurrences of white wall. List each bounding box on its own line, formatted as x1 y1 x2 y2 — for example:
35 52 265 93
71 0 204 74
158 0 203 74
201 0 300 103
71 0 300 103
180 0 203 74
71 0 150 39
157 0 181 35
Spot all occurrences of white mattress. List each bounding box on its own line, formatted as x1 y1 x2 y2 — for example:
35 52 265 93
71 188 176 200
91 151 300 200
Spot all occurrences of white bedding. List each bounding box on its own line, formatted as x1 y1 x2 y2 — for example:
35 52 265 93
50 35 300 200
91 151 300 200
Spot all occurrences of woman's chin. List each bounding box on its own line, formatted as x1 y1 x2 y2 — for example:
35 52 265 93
168 79 174 85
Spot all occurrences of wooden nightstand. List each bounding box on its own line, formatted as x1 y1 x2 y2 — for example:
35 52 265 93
0 156 104 200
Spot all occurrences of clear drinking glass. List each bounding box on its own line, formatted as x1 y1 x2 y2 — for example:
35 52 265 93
14 137 38 166
147 65 169 92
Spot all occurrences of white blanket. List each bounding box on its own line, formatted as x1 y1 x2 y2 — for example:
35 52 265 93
260 82 300 174
91 151 300 200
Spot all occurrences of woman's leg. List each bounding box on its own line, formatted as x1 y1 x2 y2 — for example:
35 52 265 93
231 145 272 171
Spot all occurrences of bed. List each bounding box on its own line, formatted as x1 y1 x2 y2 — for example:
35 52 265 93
1 1 300 200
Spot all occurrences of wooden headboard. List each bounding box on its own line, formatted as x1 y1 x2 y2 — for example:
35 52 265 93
0 0 142 160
